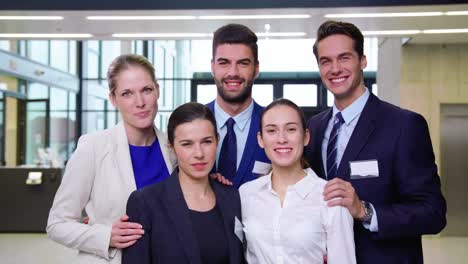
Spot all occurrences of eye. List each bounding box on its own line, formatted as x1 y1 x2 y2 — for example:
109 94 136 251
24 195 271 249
265 129 276 134
287 127 297 132
202 139 213 145
121 91 131 97
143 87 153 93
180 142 192 147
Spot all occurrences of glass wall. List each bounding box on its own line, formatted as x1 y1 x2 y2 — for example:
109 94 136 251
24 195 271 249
0 92 4 165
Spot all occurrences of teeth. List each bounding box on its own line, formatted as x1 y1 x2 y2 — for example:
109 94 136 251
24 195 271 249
275 148 291 153
331 77 346 83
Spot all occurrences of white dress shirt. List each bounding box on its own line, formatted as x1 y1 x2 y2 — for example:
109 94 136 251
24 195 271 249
214 99 254 169
239 168 356 264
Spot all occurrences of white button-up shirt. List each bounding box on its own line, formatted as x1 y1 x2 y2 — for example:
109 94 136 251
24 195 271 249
239 168 356 264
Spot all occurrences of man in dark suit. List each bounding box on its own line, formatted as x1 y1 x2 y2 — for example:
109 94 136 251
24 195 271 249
207 24 270 188
306 20 446 263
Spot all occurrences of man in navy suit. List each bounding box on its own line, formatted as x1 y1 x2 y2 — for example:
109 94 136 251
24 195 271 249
306 20 446 263
207 24 271 188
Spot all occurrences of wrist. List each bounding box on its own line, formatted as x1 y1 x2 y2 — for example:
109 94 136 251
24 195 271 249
358 200 373 223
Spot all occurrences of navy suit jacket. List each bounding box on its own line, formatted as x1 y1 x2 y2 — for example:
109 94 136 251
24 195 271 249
122 169 245 264
207 100 270 188
306 93 446 264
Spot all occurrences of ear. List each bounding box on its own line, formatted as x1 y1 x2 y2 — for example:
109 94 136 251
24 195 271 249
257 132 264 149
109 92 117 109
304 128 310 146
210 58 215 77
254 61 260 78
360 54 367 70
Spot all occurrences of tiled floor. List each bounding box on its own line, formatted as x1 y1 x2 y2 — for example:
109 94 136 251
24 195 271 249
0 233 467 263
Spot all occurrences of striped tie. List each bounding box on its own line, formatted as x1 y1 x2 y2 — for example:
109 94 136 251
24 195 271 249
326 112 344 180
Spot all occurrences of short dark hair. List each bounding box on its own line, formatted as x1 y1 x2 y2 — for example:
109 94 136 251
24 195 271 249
167 102 218 146
313 20 364 61
107 54 157 95
212 23 258 63
259 98 309 169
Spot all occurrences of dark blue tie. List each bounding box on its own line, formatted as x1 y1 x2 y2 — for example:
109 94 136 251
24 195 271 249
218 118 237 181
326 112 345 180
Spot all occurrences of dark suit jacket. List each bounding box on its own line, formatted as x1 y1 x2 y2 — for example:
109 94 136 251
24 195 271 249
207 100 270 188
122 169 245 264
306 93 446 264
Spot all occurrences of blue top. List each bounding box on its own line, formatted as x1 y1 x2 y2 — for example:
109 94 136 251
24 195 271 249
129 138 170 190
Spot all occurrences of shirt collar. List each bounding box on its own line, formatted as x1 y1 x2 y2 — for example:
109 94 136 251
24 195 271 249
332 88 370 125
214 99 254 131
261 168 319 200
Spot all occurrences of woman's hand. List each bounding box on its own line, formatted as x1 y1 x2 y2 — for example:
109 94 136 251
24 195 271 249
110 214 144 249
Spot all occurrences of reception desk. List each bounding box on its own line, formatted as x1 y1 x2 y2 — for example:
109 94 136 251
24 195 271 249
0 167 62 232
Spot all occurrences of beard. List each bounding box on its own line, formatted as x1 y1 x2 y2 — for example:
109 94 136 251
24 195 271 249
215 76 254 104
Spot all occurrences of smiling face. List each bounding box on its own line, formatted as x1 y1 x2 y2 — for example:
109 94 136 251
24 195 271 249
316 34 367 109
211 43 259 104
110 66 159 133
258 105 309 170
171 119 218 181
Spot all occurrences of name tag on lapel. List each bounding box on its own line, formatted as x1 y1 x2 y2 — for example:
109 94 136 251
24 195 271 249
252 161 271 175
350 159 379 179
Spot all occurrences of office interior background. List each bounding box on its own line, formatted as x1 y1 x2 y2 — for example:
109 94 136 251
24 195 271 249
1 1 467 263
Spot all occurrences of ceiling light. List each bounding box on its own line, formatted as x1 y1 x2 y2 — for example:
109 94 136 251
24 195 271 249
256 32 307 37
362 30 421 36
445 11 468 16
199 14 310 20
423 29 468 34
112 33 212 38
0 16 63 20
87 16 197 20
325 12 443 18
0 33 92 38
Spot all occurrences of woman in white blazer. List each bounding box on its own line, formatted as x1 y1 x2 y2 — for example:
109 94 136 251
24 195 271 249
47 54 176 264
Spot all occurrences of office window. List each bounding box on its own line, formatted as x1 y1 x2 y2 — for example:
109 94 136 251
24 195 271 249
50 41 69 72
283 84 318 107
69 41 77 75
28 40 49 65
86 41 100 79
50 87 69 162
0 41 10 52
101 41 121 79
252 85 274 106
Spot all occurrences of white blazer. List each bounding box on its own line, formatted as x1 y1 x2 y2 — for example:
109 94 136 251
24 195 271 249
47 122 176 264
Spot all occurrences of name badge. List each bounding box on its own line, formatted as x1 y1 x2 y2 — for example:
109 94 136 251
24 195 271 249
252 161 271 175
350 159 379 179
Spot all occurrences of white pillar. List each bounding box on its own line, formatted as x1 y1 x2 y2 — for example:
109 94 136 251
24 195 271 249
377 37 402 106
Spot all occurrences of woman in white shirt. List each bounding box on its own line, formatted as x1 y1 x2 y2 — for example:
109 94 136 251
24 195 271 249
239 98 356 264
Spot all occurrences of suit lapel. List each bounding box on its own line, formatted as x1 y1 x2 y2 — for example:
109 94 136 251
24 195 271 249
163 171 202 264
212 182 240 264
235 102 261 186
337 94 378 180
113 122 137 194
315 109 333 179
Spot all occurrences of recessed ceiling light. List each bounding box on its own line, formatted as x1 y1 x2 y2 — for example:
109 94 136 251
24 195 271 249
0 16 64 20
362 30 421 36
325 12 443 18
112 33 212 38
445 11 468 16
256 32 307 37
423 29 468 34
0 33 92 38
199 14 310 20
87 16 197 20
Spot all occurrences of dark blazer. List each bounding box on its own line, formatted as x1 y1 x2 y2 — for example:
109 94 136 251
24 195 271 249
207 100 270 188
122 169 245 264
306 93 446 264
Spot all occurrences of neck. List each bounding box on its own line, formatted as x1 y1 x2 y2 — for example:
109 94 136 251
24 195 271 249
124 123 155 146
216 96 252 117
178 171 211 199
335 84 366 111
271 163 306 191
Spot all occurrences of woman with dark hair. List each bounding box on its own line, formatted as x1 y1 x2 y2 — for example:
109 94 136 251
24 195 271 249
122 102 244 264
47 54 176 264
239 99 356 264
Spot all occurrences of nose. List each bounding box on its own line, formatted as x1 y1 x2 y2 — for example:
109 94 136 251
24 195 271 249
277 130 288 144
227 64 240 77
193 143 204 159
330 60 342 74
135 93 145 108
